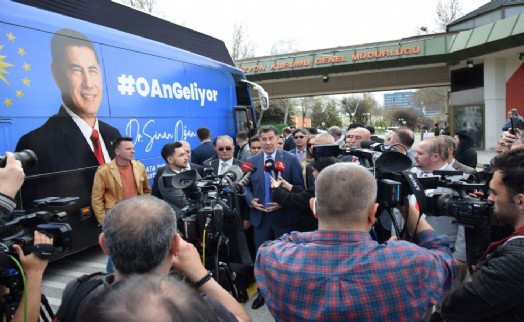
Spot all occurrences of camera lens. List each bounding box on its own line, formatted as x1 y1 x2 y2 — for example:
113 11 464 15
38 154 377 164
0 149 38 169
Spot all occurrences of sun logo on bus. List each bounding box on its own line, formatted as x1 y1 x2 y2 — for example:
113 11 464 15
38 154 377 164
1 31 32 107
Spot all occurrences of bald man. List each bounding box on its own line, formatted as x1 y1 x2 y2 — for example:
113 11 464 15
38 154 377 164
256 163 455 321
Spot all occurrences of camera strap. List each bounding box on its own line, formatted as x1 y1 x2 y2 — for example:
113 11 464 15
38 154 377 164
24 244 55 259
401 171 428 214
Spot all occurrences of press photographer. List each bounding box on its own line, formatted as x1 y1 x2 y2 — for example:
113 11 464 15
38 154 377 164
255 162 456 320
56 196 249 322
441 148 524 321
0 152 54 322
0 153 26 223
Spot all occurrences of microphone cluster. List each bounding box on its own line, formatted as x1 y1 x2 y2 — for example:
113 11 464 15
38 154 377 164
263 159 286 179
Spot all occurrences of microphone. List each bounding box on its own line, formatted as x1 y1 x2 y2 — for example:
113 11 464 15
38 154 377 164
220 165 243 186
240 162 256 182
275 161 286 180
264 158 275 179
360 141 388 152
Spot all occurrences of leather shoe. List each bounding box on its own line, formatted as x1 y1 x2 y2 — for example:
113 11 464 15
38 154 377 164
251 293 265 310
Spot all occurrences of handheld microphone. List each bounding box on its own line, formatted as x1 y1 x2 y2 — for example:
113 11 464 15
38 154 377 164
360 141 389 152
275 161 286 180
240 162 256 182
264 158 275 179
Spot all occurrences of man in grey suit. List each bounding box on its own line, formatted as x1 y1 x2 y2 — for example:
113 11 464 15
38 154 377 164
441 135 476 175
204 136 243 175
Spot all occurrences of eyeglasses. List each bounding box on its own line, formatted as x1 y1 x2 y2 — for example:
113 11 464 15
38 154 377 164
307 143 314 148
218 146 233 151
294 135 305 139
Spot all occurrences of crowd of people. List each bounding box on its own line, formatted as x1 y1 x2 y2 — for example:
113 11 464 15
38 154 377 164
1 119 524 321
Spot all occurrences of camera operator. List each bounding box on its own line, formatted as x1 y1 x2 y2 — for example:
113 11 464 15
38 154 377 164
0 153 25 223
441 149 524 321
0 153 54 322
256 163 456 321
153 142 197 214
56 196 249 322
6 231 53 322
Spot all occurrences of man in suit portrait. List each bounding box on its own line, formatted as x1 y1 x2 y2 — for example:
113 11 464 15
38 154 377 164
243 125 304 309
16 28 121 175
204 135 243 175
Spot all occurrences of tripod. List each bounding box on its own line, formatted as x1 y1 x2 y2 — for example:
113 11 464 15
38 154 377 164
205 232 242 301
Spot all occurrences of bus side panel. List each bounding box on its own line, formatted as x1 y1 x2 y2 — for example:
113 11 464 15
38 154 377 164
100 45 237 179
0 12 242 255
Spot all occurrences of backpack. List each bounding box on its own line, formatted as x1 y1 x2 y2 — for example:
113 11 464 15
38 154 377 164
54 272 107 322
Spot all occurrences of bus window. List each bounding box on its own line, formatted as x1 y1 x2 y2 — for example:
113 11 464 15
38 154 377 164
234 106 255 135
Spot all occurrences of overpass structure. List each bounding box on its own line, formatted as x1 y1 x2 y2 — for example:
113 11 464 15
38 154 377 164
237 15 524 99
236 1 524 151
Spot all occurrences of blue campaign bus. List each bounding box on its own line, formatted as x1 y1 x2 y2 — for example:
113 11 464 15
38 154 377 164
0 0 268 256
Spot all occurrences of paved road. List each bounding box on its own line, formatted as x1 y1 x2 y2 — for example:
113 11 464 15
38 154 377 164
42 246 106 311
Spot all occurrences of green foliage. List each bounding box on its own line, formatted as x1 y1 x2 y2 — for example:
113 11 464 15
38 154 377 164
309 98 342 129
339 93 379 125
252 97 293 126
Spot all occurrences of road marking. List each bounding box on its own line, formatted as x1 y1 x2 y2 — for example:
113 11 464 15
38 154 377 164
42 280 67 290
45 296 61 307
46 268 90 278
60 260 106 269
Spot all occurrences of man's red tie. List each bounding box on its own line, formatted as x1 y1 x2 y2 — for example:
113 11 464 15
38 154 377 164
91 129 105 165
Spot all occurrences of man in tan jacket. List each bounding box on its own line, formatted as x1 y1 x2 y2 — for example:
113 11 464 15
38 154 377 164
91 136 151 272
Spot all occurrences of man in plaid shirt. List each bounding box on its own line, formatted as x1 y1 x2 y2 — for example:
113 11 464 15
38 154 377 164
255 163 456 321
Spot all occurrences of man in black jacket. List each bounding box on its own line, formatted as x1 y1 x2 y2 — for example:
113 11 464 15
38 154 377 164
441 149 524 321
191 127 215 166
271 157 338 232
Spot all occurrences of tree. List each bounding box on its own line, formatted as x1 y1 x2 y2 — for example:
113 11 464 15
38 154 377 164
413 86 449 116
295 97 317 128
270 39 300 55
309 97 342 129
435 0 462 32
339 93 379 125
387 108 418 129
121 0 157 13
230 24 255 61
417 0 462 34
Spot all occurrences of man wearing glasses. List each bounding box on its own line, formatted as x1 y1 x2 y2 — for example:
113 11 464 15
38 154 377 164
204 136 243 175
289 128 309 162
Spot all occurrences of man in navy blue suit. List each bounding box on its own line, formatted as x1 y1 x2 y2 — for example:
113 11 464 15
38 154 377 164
191 127 215 166
244 125 304 309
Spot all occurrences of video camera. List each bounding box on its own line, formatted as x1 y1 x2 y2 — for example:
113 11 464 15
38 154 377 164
0 200 73 317
161 167 244 246
312 143 493 228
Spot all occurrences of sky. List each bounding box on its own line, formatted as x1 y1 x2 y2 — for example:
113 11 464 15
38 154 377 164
155 0 491 56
